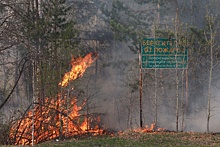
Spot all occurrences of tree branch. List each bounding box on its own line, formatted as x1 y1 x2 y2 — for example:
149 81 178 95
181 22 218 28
0 56 28 110
0 45 13 52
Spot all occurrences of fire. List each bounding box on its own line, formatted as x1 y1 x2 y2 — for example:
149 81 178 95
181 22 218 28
10 96 103 145
9 53 102 145
134 123 165 133
59 52 98 87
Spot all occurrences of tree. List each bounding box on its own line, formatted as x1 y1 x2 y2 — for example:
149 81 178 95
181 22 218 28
0 0 79 107
0 1 79 144
102 0 183 130
203 13 219 133
189 1 220 133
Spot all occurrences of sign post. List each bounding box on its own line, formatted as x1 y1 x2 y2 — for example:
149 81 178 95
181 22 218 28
139 38 188 129
139 48 143 128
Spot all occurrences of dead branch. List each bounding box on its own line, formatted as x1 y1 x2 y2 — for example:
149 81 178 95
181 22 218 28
0 45 13 52
0 56 28 110
12 102 33 144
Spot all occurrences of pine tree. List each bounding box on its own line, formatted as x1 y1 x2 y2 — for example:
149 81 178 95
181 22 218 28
39 0 79 99
16 0 79 101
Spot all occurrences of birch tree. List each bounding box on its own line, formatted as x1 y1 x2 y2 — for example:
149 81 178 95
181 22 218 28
190 3 220 132
204 13 219 133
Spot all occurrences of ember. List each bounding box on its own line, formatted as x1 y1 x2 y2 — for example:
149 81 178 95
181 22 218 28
9 53 102 145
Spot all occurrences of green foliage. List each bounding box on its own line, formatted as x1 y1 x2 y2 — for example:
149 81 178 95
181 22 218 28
110 20 137 42
17 0 79 98
155 28 191 48
134 0 157 5
0 3 5 13
190 27 206 45
105 0 176 50
102 0 152 52
128 80 139 93
39 0 79 97
155 29 175 38
190 13 219 58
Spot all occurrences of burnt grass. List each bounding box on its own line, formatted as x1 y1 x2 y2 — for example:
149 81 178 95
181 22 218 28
36 131 220 147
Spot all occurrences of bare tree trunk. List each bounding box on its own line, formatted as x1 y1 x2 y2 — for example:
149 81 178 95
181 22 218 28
31 59 36 146
160 70 165 95
31 0 41 144
95 40 98 81
174 0 180 132
152 11 158 129
154 68 158 129
206 14 214 133
175 68 179 132
157 0 160 24
14 49 19 107
153 0 161 128
139 48 143 128
190 0 193 26
128 92 133 129
153 28 157 128
181 69 185 132
66 88 70 137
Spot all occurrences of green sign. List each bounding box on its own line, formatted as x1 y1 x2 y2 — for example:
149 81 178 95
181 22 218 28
141 38 188 69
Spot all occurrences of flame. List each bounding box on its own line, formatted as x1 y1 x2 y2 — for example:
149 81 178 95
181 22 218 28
10 96 103 145
141 123 156 132
134 123 165 133
59 52 98 87
9 53 102 145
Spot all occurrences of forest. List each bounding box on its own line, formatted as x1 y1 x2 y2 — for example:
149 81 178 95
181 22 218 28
0 0 220 145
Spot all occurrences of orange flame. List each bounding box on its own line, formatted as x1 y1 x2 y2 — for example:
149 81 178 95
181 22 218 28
59 52 98 87
9 53 102 145
10 96 103 145
134 123 165 133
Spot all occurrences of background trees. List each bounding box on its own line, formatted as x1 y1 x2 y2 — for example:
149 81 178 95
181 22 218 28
0 0 79 106
1 0 220 144
100 0 220 132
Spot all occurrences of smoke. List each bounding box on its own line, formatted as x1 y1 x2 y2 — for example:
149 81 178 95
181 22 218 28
2 0 220 135
89 38 220 133
83 40 139 131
